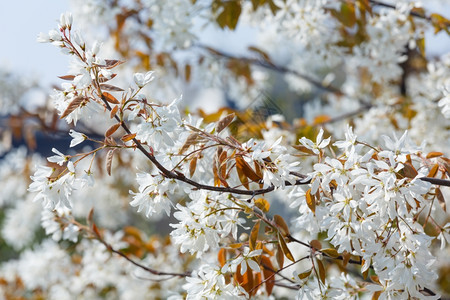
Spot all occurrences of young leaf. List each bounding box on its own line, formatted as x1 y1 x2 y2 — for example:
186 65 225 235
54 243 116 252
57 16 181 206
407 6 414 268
218 248 227 268
58 75 76 81
105 123 121 137
426 152 443 159
235 156 262 182
60 96 86 119
178 133 198 154
273 214 290 236
121 133 136 142
254 198 270 213
321 248 339 258
106 148 116 176
110 105 119 119
276 243 284 269
316 259 326 284
306 188 316 214
100 83 124 92
216 113 235 134
102 92 120 104
427 164 439 178
278 233 294 262
310 239 322 250
250 220 260 251
260 255 275 295
189 156 198 177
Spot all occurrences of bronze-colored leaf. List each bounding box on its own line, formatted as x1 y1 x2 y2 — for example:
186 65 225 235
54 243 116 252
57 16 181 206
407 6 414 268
103 59 124 69
106 148 116 176
436 188 446 211
110 105 119 119
250 220 260 251
60 96 86 119
276 243 284 269
235 156 262 182
306 188 316 214
218 248 227 268
236 162 250 189
278 233 294 262
426 152 443 159
321 248 339 258
260 255 275 295
100 83 124 92
402 162 418 179
310 239 322 250
427 164 439 178
216 113 235 134
102 92 120 104
297 268 312 280
105 123 121 137
121 133 136 142
274 214 290 236
254 198 270 213
58 75 75 81
189 156 198 177
98 73 117 83
317 259 326 284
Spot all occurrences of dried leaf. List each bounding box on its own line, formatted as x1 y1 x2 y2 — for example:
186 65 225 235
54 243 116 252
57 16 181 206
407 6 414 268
102 92 120 104
317 259 326 284
274 215 290 236
106 148 116 176
100 83 124 92
216 113 235 134
105 123 121 137
278 233 294 262
60 96 86 119
250 220 260 251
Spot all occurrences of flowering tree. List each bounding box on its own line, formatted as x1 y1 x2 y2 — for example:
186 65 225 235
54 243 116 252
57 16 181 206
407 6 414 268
1 0 450 299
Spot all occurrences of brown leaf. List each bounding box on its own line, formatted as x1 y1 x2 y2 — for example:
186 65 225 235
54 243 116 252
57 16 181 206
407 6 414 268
100 83 124 92
216 113 235 134
306 188 316 214
274 215 290 236
321 248 339 258
106 148 116 176
236 162 250 189
402 162 418 179
278 233 294 262
189 156 197 177
254 198 270 213
58 75 75 81
316 259 326 284
276 243 284 269
218 248 227 268
103 59 124 69
436 188 446 211
98 73 117 83
178 133 199 154
185 64 191 82
427 152 443 159
426 164 439 178
60 96 86 119
310 239 322 250
102 92 120 104
248 46 272 62
298 269 312 280
235 156 262 182
250 220 260 251
260 255 275 295
121 133 136 142
105 123 121 137
110 105 119 119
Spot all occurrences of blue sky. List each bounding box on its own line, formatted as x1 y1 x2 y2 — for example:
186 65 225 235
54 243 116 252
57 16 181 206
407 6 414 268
0 1 448 88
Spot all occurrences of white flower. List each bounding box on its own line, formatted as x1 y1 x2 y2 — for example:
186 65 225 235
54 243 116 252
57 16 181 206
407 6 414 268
133 71 155 88
299 128 330 155
69 129 86 147
47 148 68 166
